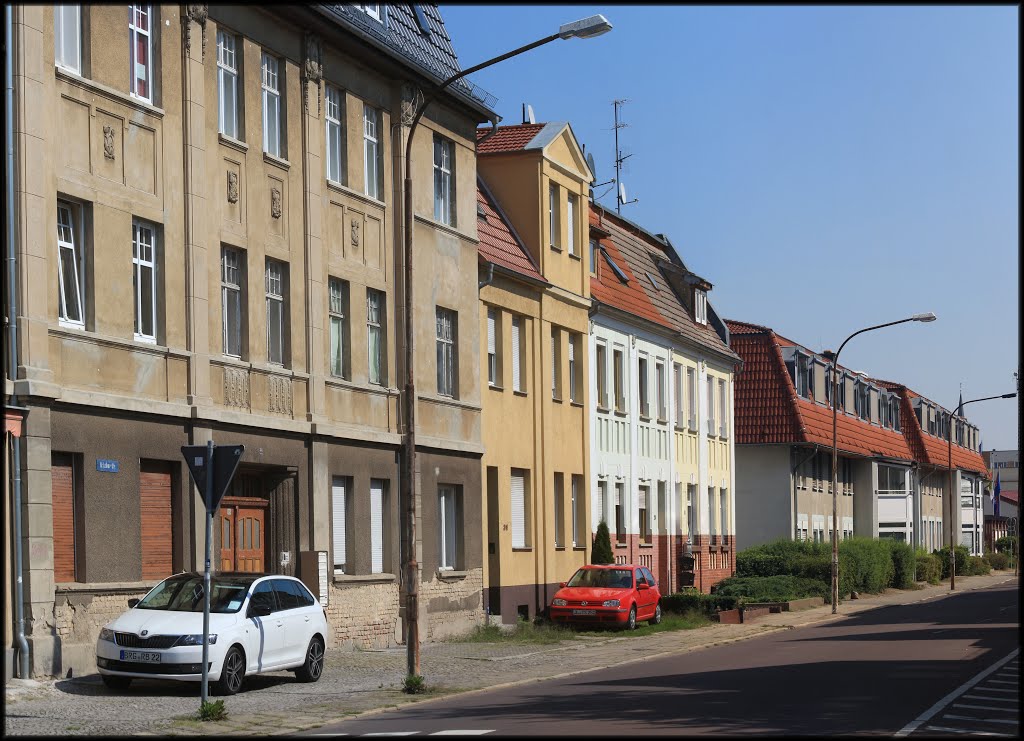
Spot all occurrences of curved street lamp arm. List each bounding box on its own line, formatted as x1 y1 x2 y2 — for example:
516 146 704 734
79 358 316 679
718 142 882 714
833 317 918 369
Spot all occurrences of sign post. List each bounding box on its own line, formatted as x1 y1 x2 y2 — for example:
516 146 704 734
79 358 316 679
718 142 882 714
181 442 244 706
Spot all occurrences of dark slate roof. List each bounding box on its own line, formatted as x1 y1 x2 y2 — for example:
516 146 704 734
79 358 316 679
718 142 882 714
315 4 496 115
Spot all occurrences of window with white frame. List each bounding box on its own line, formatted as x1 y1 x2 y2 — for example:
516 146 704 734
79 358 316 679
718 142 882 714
638 355 649 417
706 376 716 435
370 479 387 573
132 219 157 343
566 194 577 256
551 326 562 400
812 515 825 543
613 348 625 412
720 487 729 536
548 183 559 248
433 134 453 226
438 485 460 570
686 484 697 536
217 31 239 138
511 315 524 392
325 85 344 184
328 277 349 379
510 469 528 548
331 476 350 572
261 53 281 157
568 333 581 403
589 237 598 275
614 482 625 543
436 306 456 397
596 343 608 408
553 473 564 548
674 363 683 427
56 201 85 328
265 259 286 365
571 474 583 547
55 5 82 73
128 4 152 102
796 513 809 541
687 366 697 430
707 486 717 537
363 104 383 199
718 378 728 437
655 361 666 421
638 485 650 544
357 3 382 22
486 308 498 387
221 246 243 357
367 288 385 385
596 480 607 526
694 289 707 325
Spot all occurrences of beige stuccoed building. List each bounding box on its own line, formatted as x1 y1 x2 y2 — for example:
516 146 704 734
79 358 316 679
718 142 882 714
4 3 495 680
475 122 593 623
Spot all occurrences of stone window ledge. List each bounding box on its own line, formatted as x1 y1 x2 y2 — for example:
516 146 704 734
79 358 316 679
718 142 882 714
437 569 468 581
332 573 396 586
55 581 155 596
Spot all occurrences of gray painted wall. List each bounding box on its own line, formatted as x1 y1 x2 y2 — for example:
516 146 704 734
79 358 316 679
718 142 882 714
735 446 793 550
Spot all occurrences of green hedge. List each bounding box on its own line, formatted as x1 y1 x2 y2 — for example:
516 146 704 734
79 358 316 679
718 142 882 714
661 591 743 617
710 575 828 602
885 539 916 589
915 552 942 584
966 555 990 576
994 535 1018 554
934 545 970 579
984 551 1009 570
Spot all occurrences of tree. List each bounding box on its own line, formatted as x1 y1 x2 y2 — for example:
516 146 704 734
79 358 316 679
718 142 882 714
592 520 614 565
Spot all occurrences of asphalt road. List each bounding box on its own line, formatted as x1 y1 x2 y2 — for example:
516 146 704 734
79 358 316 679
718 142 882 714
306 581 1019 736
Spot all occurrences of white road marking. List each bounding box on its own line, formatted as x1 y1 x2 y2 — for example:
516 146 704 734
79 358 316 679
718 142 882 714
895 647 1019 737
924 726 1010 736
951 703 1020 712
943 715 1018 726
428 732 495 736
984 687 1018 694
362 734 418 737
988 679 1017 685
963 694 1016 703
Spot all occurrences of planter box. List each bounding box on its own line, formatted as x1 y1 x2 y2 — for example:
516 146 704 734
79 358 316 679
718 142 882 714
742 601 787 614
786 597 825 612
715 608 742 624
740 606 772 623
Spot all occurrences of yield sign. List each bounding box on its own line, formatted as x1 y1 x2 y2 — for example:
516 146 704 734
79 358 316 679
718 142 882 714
181 444 244 512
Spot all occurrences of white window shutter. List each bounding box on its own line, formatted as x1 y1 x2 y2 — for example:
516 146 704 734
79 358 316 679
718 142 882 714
511 318 521 391
511 472 526 548
638 487 648 510
370 480 384 573
487 310 496 355
551 332 557 394
332 477 347 571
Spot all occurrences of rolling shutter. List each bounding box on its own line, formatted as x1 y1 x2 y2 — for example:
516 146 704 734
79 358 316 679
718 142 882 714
51 454 76 583
370 479 384 573
487 310 495 355
510 471 526 548
140 461 173 580
551 331 557 395
511 318 521 391
638 486 648 510
332 477 347 571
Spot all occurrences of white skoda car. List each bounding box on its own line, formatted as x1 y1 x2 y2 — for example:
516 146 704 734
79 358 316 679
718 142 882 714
95 572 328 695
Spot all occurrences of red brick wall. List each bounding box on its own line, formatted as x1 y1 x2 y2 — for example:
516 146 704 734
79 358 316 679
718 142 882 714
602 533 736 595
677 534 736 594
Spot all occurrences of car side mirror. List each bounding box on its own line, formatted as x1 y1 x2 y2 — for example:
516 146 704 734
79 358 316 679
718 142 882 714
249 604 272 618
559 582 567 588
127 598 139 608
637 583 649 590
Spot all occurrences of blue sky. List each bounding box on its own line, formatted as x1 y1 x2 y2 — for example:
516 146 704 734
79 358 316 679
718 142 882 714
443 4 1020 451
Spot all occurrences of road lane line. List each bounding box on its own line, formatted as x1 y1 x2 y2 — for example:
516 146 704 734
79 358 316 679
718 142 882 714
984 688 1018 694
924 726 1011 736
942 715 1018 725
428 732 495 736
988 679 1017 685
951 703 1020 712
963 694 1017 703
361 733 418 737
894 647 1020 737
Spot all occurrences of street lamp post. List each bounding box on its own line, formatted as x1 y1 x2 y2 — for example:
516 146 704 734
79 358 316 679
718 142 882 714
945 391 1016 590
825 313 936 614
399 15 611 680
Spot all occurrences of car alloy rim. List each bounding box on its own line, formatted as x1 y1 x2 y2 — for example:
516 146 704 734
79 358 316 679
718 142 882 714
309 641 324 678
226 651 243 692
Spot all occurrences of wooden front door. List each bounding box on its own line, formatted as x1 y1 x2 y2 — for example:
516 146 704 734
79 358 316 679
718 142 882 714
220 497 268 573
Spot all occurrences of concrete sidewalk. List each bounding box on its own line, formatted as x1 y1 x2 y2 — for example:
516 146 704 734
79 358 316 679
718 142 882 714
4 572 1017 736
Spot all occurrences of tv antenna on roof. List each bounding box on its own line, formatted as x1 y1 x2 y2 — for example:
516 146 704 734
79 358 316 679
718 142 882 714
613 99 638 213
583 145 614 201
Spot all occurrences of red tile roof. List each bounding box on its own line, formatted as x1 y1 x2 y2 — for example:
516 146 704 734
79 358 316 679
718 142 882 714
476 123 546 154
997 489 1018 504
476 179 545 283
893 385 990 475
589 229 673 330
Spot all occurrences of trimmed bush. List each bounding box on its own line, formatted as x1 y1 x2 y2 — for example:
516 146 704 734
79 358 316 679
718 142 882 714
885 539 916 590
984 551 1009 570
661 590 742 617
839 537 894 595
994 535 1018 554
591 520 613 565
934 545 970 579
710 575 828 602
915 552 942 584
966 555 990 576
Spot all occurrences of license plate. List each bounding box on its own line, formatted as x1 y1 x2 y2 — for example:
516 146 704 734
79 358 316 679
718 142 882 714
572 609 596 616
120 650 161 663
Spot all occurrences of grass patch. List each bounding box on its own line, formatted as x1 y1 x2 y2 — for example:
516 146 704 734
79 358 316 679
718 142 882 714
402 674 426 694
575 609 710 638
197 699 228 722
457 618 576 644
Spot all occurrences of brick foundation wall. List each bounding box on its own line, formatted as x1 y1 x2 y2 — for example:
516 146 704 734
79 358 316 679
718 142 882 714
326 580 401 650
52 585 151 678
677 534 736 594
422 568 484 641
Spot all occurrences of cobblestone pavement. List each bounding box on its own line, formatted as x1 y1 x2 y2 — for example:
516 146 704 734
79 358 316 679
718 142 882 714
4 573 1015 736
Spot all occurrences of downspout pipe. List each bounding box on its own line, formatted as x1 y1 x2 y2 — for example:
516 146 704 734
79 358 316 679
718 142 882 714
478 262 494 290
6 3 30 679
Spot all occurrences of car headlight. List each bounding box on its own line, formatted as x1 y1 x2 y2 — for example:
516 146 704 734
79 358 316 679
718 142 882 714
602 599 620 607
98 628 115 642
552 598 567 606
173 634 217 646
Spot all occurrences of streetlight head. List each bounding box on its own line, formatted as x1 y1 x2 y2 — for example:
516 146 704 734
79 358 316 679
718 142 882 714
558 14 613 40
911 312 937 322
1002 393 1017 399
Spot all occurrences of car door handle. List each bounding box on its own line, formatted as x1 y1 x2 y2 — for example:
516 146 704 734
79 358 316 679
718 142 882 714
304 616 310 622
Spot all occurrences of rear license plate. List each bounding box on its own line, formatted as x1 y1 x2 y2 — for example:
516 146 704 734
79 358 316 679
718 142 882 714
572 609 596 616
120 650 161 663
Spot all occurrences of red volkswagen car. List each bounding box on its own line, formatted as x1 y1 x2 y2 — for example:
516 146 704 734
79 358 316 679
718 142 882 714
548 564 662 630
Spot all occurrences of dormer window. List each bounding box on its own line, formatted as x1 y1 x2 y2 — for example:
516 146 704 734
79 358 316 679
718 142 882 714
356 4 382 23
785 350 813 399
694 289 707 325
890 396 901 431
857 383 871 422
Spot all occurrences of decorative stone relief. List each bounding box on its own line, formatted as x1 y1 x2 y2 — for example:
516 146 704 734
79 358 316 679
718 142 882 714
224 367 250 409
227 171 239 203
350 220 360 247
302 33 323 116
271 187 282 219
267 375 293 415
103 125 115 160
182 4 209 61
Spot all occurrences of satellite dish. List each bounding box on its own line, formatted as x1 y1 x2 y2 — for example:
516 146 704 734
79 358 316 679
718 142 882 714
522 103 535 124
586 152 597 180
619 182 627 203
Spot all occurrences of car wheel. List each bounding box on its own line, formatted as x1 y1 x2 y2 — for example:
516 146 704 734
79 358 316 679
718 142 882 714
627 604 637 630
214 646 245 696
295 636 325 683
649 603 662 625
101 674 132 691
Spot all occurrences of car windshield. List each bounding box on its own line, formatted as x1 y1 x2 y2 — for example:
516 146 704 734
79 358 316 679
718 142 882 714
135 574 256 613
566 568 633 589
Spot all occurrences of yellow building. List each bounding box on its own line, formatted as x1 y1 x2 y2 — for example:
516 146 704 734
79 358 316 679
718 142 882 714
476 122 593 623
